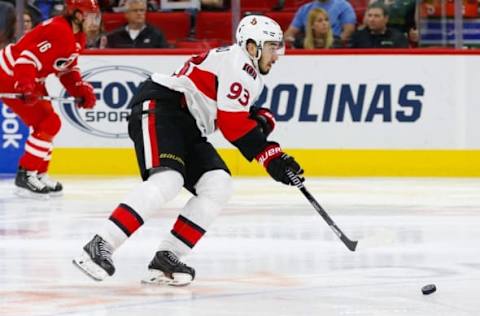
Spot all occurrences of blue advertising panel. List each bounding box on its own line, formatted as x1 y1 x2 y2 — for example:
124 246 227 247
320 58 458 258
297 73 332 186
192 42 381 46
0 101 29 174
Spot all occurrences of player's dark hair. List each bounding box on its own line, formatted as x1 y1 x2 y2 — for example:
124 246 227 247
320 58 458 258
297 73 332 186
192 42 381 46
368 2 389 16
64 9 84 32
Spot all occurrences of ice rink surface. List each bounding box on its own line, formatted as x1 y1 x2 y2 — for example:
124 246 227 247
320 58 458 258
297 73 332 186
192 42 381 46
1 176 480 316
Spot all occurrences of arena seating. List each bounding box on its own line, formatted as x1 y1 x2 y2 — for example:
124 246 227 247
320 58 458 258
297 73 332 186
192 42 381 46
240 0 282 12
102 11 191 43
175 39 222 49
195 11 233 42
264 11 295 31
102 12 126 32
100 0 367 48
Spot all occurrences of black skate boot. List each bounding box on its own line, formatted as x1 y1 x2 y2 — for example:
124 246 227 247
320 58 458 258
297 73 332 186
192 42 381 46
14 167 50 199
72 234 115 281
38 173 63 197
142 251 195 286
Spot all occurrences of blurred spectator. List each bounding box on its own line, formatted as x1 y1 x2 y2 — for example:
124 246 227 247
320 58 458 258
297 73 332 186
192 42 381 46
86 19 108 48
349 2 408 48
22 9 38 34
201 0 225 10
106 0 169 48
0 1 16 48
1 0 42 33
284 0 356 46
294 8 341 49
367 0 418 45
114 0 162 11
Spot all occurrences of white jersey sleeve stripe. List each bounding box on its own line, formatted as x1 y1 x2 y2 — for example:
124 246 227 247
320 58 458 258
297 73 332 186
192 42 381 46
0 52 13 76
15 57 37 68
4 44 15 66
20 50 43 71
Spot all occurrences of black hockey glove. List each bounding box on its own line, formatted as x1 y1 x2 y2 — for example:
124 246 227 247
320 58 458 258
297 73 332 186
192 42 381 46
249 107 276 137
256 142 304 185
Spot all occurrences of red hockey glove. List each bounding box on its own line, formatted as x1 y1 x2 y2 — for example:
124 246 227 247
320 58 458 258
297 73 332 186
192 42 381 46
70 82 96 109
249 107 276 137
256 142 304 185
14 79 40 106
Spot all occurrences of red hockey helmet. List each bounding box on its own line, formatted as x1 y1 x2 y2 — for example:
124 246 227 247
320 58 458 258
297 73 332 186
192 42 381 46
65 0 100 15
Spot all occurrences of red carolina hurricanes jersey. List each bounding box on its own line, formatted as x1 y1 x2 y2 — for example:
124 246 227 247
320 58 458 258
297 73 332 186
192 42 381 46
0 16 85 82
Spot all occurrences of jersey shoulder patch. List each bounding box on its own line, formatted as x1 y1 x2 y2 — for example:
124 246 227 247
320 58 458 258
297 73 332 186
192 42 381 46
242 63 257 80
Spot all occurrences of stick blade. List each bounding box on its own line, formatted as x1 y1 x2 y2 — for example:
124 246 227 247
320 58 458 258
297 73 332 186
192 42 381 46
347 240 358 252
341 236 358 252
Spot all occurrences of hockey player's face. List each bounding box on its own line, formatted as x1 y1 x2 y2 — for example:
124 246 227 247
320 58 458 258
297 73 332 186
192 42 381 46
259 42 281 75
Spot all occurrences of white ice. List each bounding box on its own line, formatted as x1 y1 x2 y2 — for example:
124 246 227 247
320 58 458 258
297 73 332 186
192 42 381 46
1 176 480 316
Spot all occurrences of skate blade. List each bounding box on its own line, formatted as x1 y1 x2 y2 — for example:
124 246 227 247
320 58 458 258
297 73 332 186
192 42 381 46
141 269 193 287
49 191 63 198
14 188 50 200
72 252 108 282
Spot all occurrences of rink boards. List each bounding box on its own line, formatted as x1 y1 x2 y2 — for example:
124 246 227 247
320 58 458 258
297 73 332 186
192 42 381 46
1 50 480 176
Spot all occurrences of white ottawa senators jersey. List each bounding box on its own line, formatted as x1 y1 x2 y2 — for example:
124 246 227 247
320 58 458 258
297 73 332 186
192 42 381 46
151 45 264 141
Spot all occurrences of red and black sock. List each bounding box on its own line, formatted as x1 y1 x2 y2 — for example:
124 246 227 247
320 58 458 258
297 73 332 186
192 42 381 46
109 203 144 237
171 215 206 248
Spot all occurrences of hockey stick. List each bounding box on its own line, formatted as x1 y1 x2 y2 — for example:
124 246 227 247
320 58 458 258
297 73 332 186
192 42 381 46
0 93 77 102
286 170 358 252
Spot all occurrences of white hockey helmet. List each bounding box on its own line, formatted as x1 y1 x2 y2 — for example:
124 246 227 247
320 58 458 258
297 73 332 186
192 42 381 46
236 15 285 68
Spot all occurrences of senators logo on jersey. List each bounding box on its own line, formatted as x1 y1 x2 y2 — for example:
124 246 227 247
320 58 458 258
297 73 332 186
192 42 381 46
242 63 257 80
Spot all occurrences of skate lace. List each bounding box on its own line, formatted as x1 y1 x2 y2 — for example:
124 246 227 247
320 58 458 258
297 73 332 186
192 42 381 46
166 252 186 266
98 239 113 259
38 174 58 188
26 173 47 190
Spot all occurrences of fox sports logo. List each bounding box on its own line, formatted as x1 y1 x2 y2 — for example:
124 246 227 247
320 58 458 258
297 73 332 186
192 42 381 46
59 65 151 138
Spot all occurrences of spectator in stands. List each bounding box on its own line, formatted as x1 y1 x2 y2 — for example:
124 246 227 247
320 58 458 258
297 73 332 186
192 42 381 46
0 1 16 49
201 0 226 10
294 8 341 49
113 0 160 12
284 0 356 46
23 9 39 35
366 0 418 45
349 2 408 48
1 1 42 38
106 0 169 48
86 20 108 49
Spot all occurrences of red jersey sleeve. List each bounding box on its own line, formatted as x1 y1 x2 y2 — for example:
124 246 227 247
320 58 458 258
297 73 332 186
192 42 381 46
12 17 79 83
217 110 258 142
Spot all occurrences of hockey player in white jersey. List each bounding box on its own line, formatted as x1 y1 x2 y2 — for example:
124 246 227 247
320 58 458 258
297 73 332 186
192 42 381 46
73 15 304 285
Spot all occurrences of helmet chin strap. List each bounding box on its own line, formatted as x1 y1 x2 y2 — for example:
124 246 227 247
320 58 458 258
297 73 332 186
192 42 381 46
252 43 263 71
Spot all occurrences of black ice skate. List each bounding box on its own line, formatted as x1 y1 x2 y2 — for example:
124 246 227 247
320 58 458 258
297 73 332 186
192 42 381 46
72 234 115 281
142 251 195 286
14 167 50 199
38 173 63 196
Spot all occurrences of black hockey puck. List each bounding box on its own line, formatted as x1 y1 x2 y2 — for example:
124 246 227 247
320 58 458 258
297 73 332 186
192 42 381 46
421 284 436 295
